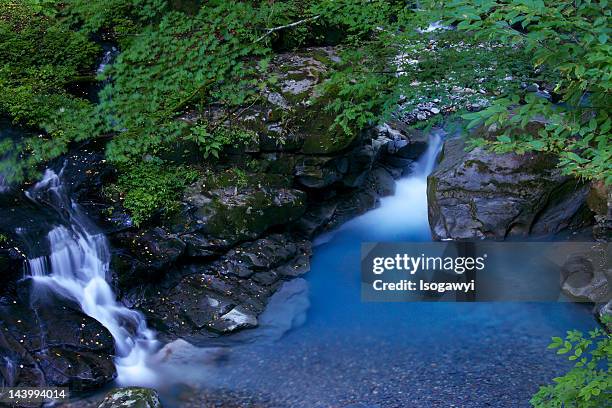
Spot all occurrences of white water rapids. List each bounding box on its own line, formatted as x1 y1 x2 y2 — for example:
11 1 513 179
26 169 158 384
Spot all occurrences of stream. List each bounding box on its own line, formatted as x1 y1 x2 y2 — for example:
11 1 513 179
143 131 596 408
0 14 604 408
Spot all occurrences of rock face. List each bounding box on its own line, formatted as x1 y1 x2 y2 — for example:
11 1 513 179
427 138 594 240
560 246 609 304
135 234 311 343
0 290 116 390
587 181 612 241
98 387 162 408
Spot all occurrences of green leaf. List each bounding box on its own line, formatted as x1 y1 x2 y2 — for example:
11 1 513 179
598 33 608 44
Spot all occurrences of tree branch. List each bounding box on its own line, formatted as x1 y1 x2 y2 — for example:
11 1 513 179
255 15 321 43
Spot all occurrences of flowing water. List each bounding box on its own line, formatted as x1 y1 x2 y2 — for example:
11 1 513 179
25 168 158 384
151 131 596 407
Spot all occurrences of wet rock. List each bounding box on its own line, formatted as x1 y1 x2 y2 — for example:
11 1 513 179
136 234 311 342
427 137 593 240
0 248 24 296
138 271 268 342
0 195 62 259
220 234 310 278
98 387 162 408
294 156 343 188
341 145 377 188
325 189 378 230
183 181 307 243
292 202 339 237
376 123 428 168
370 167 396 197
560 246 609 303
587 181 611 241
60 147 134 234
152 339 229 367
597 301 612 328
180 234 232 258
207 306 258 334
111 228 185 288
0 292 116 389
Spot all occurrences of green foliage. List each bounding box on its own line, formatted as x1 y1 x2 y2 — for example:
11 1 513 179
312 0 403 41
1 0 609 186
318 47 400 134
0 0 101 181
0 0 310 181
96 1 292 164
0 233 8 245
61 0 169 41
312 2 534 134
113 162 199 226
186 123 256 159
440 0 612 183
531 317 612 408
312 0 611 183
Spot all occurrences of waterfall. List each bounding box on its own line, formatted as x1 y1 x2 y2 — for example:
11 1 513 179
26 168 158 384
416 130 443 175
97 45 119 75
355 130 443 238
314 130 443 245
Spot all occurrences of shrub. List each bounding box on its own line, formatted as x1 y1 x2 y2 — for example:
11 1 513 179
114 162 199 226
531 317 612 407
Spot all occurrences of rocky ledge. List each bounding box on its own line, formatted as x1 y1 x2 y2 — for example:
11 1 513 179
97 48 426 343
0 285 116 391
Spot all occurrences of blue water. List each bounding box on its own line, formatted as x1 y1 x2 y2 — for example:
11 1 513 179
155 133 597 408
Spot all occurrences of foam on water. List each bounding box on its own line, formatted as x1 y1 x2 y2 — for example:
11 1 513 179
26 169 158 385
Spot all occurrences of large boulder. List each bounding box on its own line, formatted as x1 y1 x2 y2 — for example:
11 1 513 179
427 138 594 240
111 227 186 288
0 247 24 295
560 245 609 304
180 178 307 244
259 48 357 155
586 180 611 241
191 47 358 156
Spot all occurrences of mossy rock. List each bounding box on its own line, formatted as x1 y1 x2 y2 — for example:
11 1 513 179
204 188 307 242
98 387 161 408
201 168 293 190
215 47 358 155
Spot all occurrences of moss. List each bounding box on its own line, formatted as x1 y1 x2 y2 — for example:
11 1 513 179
115 162 200 226
202 168 292 190
464 159 490 174
205 189 306 241
299 99 357 154
310 48 338 67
